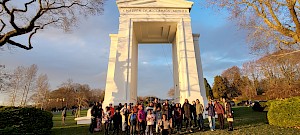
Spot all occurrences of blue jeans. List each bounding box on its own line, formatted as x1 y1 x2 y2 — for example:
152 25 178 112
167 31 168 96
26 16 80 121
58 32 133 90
130 125 136 135
197 114 204 129
208 116 215 130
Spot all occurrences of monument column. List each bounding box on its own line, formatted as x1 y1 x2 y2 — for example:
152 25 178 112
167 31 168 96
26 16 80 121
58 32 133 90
102 34 118 107
103 17 136 107
176 18 206 105
193 34 208 107
172 36 180 103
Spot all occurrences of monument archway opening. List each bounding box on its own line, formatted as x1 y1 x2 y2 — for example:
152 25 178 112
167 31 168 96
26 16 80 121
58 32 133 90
137 44 173 99
103 0 208 108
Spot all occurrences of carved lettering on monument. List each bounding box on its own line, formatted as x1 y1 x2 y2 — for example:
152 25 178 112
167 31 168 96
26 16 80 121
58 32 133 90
120 8 189 14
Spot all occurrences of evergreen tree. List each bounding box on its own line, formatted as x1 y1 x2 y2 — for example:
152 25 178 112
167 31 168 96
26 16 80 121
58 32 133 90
228 72 243 98
212 75 228 99
204 78 214 100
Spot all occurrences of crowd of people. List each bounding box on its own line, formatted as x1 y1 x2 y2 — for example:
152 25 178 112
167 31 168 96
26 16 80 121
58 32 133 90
88 98 233 135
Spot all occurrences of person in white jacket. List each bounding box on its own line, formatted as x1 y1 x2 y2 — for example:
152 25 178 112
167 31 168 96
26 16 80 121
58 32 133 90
146 109 155 135
120 103 129 132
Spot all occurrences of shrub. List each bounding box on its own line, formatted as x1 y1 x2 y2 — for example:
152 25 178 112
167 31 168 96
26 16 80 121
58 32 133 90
0 106 53 134
260 100 275 111
267 97 300 128
252 102 264 112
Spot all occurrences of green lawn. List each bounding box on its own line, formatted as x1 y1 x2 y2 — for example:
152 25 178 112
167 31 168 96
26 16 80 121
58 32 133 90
51 107 300 135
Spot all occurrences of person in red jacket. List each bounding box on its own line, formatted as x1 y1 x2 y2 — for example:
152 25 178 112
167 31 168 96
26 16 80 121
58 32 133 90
109 103 115 131
214 100 225 129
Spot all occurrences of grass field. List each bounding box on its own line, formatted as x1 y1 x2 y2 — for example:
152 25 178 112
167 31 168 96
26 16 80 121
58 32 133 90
51 107 300 135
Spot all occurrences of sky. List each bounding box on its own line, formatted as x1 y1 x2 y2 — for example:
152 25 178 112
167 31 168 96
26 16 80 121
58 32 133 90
0 0 256 104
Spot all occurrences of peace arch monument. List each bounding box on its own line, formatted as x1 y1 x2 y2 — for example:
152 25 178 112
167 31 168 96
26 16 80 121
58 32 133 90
103 0 208 107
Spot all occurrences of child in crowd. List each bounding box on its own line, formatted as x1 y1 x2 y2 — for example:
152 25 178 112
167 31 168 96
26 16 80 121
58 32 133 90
102 107 111 135
128 109 137 135
155 106 163 133
138 105 146 135
146 109 155 135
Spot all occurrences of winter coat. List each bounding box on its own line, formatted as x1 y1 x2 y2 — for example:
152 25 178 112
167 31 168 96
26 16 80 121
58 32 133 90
155 110 163 120
162 103 171 119
206 104 215 117
113 112 122 127
214 102 225 114
138 110 145 122
174 107 182 120
196 103 204 115
225 102 233 118
182 102 191 118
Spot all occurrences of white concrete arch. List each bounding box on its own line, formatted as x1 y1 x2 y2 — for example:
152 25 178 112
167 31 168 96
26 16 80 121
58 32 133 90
102 0 207 108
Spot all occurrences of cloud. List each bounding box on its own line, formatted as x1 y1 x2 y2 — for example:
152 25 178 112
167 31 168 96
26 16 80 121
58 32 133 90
137 44 173 98
142 61 148 65
196 22 256 85
0 0 120 86
0 0 255 103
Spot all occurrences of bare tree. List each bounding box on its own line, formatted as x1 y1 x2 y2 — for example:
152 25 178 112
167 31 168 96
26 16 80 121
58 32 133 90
0 64 10 91
256 50 300 99
221 66 241 83
74 83 91 117
31 74 50 110
206 0 300 54
242 60 261 82
20 64 37 106
59 78 75 108
0 0 105 50
90 88 105 103
8 66 25 106
167 88 175 98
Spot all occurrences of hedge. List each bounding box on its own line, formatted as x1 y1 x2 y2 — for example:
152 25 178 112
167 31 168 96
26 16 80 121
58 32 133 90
267 97 300 128
252 102 264 112
259 100 275 112
0 106 53 134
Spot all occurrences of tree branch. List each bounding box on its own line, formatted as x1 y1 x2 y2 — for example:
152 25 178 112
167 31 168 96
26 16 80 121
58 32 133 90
1 1 20 30
265 1 282 27
44 2 89 10
247 1 297 39
286 0 300 40
0 19 5 32
28 19 60 48
11 0 35 13
270 49 300 57
7 39 33 50
0 0 105 50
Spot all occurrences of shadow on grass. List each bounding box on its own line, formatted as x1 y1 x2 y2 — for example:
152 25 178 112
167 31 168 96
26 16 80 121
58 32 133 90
230 107 268 128
51 125 94 135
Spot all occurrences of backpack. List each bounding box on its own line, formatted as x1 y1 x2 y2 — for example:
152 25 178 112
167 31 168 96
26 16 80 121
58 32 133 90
130 113 137 125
